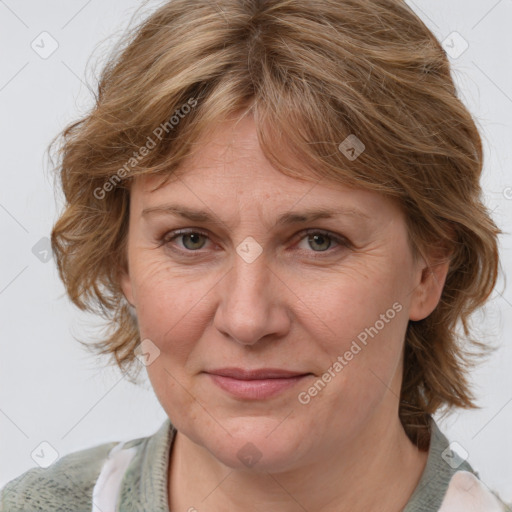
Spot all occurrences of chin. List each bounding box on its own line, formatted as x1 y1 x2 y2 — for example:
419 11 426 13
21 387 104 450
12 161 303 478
179 413 308 472
208 436 307 473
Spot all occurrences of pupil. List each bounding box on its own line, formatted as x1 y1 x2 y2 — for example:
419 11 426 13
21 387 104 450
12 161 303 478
311 234 329 251
186 233 203 249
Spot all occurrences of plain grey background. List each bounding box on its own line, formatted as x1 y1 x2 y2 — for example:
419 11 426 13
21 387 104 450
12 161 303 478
1 0 511 501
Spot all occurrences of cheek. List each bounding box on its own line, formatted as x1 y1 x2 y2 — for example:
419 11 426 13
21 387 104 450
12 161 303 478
298 265 406 348
131 258 218 359
295 261 410 408
132 261 211 424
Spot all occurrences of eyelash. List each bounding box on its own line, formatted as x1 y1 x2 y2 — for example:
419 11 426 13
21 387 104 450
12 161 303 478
158 228 350 258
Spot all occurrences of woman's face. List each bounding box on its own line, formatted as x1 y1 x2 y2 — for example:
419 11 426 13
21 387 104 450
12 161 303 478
121 115 444 472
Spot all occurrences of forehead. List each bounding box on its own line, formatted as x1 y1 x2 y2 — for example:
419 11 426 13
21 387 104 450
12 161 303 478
130 114 402 225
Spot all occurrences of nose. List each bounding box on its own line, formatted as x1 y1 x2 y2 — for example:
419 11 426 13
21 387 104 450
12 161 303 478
213 251 291 346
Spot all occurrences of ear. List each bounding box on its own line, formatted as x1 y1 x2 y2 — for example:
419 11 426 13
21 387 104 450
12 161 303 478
120 268 135 307
408 243 452 322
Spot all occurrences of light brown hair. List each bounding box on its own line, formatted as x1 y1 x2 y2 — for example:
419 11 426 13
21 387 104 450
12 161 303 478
50 0 501 449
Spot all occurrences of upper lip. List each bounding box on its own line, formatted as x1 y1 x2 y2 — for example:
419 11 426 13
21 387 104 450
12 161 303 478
206 368 310 380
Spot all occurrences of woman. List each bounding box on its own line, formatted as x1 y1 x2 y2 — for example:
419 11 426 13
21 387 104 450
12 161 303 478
1 0 508 510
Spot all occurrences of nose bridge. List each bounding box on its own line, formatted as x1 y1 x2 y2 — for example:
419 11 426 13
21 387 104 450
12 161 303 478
227 249 271 313
214 246 287 345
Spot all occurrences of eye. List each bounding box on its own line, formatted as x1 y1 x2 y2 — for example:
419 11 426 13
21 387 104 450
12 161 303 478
294 229 349 254
159 228 350 257
161 229 211 252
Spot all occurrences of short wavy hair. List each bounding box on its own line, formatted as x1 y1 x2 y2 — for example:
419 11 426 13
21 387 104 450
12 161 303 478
50 0 501 449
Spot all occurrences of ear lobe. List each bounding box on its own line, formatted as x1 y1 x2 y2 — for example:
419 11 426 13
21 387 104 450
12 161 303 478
120 270 135 307
408 247 452 322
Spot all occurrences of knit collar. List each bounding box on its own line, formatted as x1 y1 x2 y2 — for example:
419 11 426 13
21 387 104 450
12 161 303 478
118 416 474 512
403 418 475 512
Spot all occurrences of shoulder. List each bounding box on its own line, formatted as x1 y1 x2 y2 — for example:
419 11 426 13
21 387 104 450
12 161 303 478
404 419 510 512
439 471 510 512
0 437 144 512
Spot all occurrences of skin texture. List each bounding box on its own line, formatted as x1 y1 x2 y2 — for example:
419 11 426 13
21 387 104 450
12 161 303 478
121 114 450 512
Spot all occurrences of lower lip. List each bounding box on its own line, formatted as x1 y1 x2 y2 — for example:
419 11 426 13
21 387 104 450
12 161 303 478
207 374 310 400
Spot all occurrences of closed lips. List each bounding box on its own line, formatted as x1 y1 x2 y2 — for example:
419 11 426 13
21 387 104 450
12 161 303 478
206 368 312 379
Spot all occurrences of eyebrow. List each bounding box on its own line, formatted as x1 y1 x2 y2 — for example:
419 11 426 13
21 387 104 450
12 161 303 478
141 204 369 227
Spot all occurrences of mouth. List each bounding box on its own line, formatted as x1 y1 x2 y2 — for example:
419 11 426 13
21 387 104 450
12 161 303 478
204 368 313 400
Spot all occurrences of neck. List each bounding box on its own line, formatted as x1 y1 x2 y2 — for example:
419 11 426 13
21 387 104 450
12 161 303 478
168 412 428 512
